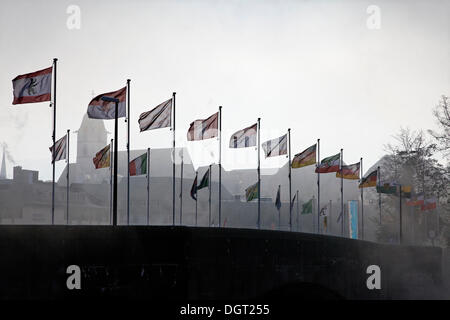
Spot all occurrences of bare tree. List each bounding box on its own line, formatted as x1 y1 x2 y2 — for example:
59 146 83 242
428 95 450 158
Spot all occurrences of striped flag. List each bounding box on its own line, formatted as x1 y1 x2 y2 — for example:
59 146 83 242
129 153 147 176
87 87 126 119
229 123 257 148
336 162 360 180
315 153 340 173
421 197 437 211
197 168 210 190
292 144 316 169
138 98 172 131
187 112 219 141
245 182 259 202
49 134 66 163
262 134 287 158
92 144 110 169
359 170 377 188
12 66 52 105
406 193 424 206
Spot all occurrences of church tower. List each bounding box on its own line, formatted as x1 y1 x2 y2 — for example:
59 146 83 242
0 146 6 180
76 113 108 164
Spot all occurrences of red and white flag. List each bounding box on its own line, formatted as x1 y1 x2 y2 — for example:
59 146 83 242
87 87 126 119
49 134 67 164
187 112 219 141
12 66 52 105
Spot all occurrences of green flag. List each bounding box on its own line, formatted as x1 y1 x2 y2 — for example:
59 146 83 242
301 198 313 214
198 168 210 190
245 182 259 202
376 183 397 194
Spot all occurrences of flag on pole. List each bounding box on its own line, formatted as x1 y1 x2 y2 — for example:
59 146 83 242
376 182 397 194
315 153 340 173
421 197 437 211
138 98 172 131
229 123 257 148
187 112 219 141
49 134 66 163
87 87 126 119
292 144 316 168
92 144 111 169
275 186 281 210
262 134 287 158
12 66 52 105
190 175 198 201
359 170 377 188
398 185 412 198
198 168 210 190
129 153 147 176
290 193 297 210
406 193 424 206
245 182 259 202
336 162 360 180
301 198 313 214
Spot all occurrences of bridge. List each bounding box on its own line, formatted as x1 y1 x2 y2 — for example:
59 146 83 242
0 225 448 299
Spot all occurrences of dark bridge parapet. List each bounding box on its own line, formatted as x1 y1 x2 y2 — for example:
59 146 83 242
0 226 446 299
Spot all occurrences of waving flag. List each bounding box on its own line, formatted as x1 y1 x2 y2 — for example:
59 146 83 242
92 144 110 169
87 87 126 119
359 170 377 188
406 193 424 206
275 186 281 210
376 182 397 194
129 153 147 176
245 182 259 202
336 162 360 180
138 98 172 131
187 112 219 141
315 153 340 173
198 168 210 190
190 175 198 201
302 199 313 214
262 134 287 158
421 197 437 211
290 193 297 210
49 134 66 163
12 66 52 105
292 144 316 168
229 123 257 148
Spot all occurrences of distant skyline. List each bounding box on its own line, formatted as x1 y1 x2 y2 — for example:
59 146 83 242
0 0 449 180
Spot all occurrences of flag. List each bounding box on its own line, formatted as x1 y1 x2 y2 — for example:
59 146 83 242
302 199 313 214
275 186 281 210
245 182 259 202
87 87 126 119
229 123 257 148
129 153 147 176
359 170 377 188
198 168 210 190
262 134 287 158
319 205 328 216
187 112 219 141
190 175 198 201
292 144 316 169
138 98 172 131
290 193 297 210
421 197 437 211
376 182 397 194
92 144 110 169
336 162 360 180
406 193 424 206
12 66 52 105
49 134 66 163
315 153 340 173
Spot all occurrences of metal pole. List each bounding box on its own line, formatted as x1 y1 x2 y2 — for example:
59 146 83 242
399 184 403 244
218 106 222 227
147 148 150 225
288 128 292 232
113 101 119 226
127 79 131 225
51 58 57 225
278 184 281 230
329 199 332 235
195 171 198 226
378 166 381 224
257 118 261 229
172 92 176 225
340 148 344 237
66 129 70 225
360 157 364 240
296 190 299 232
317 139 320 234
180 149 183 225
208 164 212 227
110 139 113 225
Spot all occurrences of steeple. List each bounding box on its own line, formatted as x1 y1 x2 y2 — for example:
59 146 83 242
76 113 108 163
0 146 6 179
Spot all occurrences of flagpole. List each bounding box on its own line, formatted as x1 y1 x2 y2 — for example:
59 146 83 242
147 148 150 226
278 185 281 230
312 195 316 232
378 166 381 224
209 164 212 227
317 139 320 234
66 129 70 225
180 149 183 225
296 190 299 232
172 92 176 226
329 199 332 235
110 139 113 225
51 58 57 225
360 157 364 240
399 184 403 244
288 128 292 232
257 118 261 229
126 79 131 225
218 106 222 227
340 148 344 237
195 171 198 226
